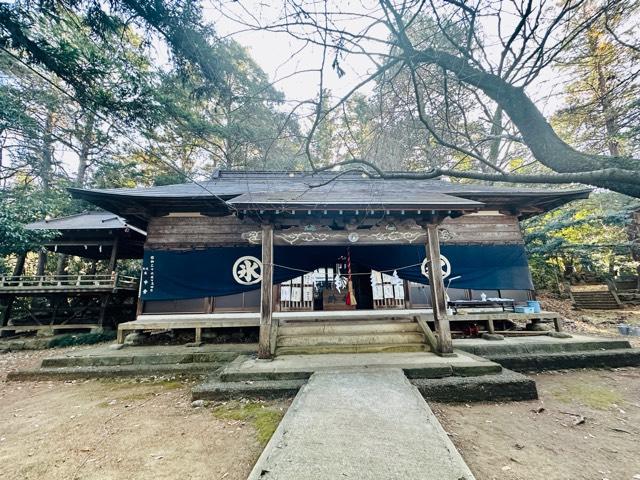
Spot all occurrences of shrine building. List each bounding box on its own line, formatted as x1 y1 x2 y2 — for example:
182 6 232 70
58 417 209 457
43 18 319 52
67 170 590 357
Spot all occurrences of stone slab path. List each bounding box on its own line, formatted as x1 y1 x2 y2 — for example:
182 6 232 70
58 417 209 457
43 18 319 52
248 368 475 479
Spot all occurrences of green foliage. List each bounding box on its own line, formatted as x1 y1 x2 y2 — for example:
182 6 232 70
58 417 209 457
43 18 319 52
0 0 303 276
0 187 68 256
523 192 640 289
552 8 640 157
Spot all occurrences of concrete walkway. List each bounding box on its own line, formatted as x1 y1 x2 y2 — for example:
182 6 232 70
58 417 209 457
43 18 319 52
248 368 475 480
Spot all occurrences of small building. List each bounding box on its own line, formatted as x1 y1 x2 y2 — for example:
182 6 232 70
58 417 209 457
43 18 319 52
69 171 590 355
0 212 145 335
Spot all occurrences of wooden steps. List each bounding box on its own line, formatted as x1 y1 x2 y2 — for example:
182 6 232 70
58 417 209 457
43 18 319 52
275 319 428 355
571 290 621 310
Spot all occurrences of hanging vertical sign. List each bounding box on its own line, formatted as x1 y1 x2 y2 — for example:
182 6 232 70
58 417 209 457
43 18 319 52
141 254 156 296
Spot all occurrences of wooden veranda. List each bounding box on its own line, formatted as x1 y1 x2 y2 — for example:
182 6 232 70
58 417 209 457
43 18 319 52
0 273 139 336
0 212 144 335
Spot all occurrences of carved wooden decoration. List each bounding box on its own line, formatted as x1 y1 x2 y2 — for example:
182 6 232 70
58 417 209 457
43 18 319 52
147 213 524 248
242 220 434 246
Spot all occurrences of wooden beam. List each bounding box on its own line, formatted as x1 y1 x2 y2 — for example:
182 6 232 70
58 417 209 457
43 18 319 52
258 223 274 359
414 314 438 352
98 293 110 330
108 237 119 273
425 224 453 355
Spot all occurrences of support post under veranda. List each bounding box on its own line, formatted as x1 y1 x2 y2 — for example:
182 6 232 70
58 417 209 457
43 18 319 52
258 223 274 359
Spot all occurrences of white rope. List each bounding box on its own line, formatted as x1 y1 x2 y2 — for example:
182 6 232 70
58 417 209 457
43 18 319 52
269 261 427 276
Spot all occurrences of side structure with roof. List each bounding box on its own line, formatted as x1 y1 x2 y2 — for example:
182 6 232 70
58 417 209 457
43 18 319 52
66 171 590 355
0 212 146 335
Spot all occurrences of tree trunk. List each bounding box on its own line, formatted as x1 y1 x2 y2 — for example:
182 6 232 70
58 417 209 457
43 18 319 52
56 254 68 276
12 253 27 278
409 47 640 197
41 109 55 191
589 34 621 157
76 111 95 187
36 250 48 276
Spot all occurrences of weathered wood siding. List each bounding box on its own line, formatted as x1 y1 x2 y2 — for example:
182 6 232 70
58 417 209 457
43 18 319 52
439 214 523 244
145 215 259 249
145 213 523 249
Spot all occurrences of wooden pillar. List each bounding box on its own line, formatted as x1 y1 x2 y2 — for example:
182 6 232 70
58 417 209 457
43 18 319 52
425 224 453 355
98 293 110 329
135 268 144 317
258 223 274 359
108 237 119 273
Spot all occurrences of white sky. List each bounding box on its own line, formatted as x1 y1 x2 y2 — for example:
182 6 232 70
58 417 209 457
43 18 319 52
204 1 394 102
202 0 566 116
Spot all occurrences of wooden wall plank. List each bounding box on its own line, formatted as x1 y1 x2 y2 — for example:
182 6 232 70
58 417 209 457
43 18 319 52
145 213 524 249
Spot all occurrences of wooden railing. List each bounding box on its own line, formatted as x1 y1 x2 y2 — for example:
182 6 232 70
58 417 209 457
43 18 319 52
0 273 138 291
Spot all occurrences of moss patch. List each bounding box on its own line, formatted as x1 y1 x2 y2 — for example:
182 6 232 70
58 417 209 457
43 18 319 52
156 380 184 390
550 382 624 410
212 401 285 446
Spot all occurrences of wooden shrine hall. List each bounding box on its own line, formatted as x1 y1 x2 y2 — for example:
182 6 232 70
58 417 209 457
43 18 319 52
68 171 590 356
0 212 145 336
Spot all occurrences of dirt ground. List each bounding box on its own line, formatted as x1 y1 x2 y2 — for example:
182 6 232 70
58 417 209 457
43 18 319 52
538 293 640 348
0 349 289 480
435 368 640 480
2 302 640 480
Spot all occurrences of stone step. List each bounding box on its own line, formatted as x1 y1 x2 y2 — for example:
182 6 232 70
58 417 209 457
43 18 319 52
411 368 538 402
574 301 619 305
572 296 617 300
456 337 632 356
275 343 429 355
40 351 239 368
217 352 502 383
278 320 420 336
572 291 613 296
572 290 620 310
486 348 640 372
575 305 619 310
194 369 534 404
576 307 619 310
277 331 425 347
193 378 306 400
7 362 222 381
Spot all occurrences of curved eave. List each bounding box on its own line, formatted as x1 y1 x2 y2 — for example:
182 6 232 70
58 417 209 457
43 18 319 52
68 188 234 229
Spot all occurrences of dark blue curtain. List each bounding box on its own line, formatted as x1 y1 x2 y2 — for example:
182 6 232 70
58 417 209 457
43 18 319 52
141 244 533 301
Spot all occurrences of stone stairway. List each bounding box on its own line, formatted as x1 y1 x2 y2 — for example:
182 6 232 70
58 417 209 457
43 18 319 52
571 289 620 309
275 319 428 355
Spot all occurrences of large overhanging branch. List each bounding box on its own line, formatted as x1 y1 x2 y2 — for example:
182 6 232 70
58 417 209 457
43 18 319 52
407 45 640 174
369 0 640 197
311 158 640 190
